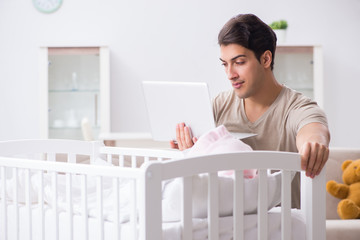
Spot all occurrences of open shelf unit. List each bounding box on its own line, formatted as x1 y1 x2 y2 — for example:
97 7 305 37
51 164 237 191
39 46 110 140
274 45 323 107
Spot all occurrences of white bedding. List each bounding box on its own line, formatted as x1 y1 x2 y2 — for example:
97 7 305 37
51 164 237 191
161 171 284 221
3 166 132 223
2 169 304 240
3 165 288 224
2 166 304 239
4 205 305 240
1 125 300 239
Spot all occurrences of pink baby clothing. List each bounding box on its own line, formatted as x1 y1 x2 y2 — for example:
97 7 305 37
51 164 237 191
186 125 256 178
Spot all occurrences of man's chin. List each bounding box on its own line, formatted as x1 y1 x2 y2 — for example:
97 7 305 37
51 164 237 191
234 89 249 99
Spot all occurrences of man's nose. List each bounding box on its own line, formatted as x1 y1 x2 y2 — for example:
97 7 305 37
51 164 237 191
227 66 238 80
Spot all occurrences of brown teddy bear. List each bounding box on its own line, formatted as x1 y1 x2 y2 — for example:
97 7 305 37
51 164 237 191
326 159 360 219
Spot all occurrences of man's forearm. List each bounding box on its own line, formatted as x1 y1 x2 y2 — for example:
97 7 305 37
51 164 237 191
296 122 330 177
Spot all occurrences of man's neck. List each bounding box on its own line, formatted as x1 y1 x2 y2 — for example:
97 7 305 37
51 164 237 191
243 75 283 123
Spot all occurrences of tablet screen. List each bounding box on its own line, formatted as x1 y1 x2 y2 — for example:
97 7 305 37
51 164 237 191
142 81 216 141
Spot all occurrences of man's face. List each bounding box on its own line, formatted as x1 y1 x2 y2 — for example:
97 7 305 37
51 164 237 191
220 44 265 99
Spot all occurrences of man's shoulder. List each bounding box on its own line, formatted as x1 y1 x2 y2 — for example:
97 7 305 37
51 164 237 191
214 89 236 102
280 86 314 105
282 86 302 98
279 86 326 121
212 89 240 115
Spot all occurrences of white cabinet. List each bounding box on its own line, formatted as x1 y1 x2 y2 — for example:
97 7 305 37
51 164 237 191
273 45 323 107
39 47 110 140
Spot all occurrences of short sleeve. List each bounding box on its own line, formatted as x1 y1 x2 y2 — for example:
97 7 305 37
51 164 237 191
288 99 328 134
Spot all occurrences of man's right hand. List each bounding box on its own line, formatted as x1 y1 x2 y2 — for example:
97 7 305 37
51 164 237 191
169 122 197 151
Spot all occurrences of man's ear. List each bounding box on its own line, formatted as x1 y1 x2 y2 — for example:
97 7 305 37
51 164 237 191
262 50 272 69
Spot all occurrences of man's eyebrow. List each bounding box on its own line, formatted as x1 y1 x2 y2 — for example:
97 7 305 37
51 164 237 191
219 54 246 62
231 54 246 61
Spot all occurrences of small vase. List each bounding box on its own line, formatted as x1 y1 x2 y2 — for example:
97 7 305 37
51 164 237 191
274 29 287 44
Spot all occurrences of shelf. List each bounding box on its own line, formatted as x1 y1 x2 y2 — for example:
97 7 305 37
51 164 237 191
48 47 100 56
49 126 100 130
273 45 323 107
40 46 110 140
276 45 313 54
49 89 99 93
48 127 101 140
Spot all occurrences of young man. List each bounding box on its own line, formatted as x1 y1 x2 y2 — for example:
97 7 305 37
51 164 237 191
170 14 330 208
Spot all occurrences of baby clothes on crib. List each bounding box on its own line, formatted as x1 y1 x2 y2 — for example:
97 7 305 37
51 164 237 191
186 124 256 178
162 125 284 221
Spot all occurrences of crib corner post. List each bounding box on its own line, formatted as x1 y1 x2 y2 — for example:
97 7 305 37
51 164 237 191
139 162 163 240
90 141 104 163
301 165 326 240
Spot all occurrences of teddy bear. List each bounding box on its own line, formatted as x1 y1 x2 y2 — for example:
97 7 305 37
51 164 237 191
326 159 360 219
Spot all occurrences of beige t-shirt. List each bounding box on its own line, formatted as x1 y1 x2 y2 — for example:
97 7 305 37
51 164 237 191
212 86 328 208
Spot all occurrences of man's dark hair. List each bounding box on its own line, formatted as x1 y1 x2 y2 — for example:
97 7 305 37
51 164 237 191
218 14 277 70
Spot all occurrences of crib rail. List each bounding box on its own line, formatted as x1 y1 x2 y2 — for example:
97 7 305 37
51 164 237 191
0 157 142 240
142 151 326 240
0 139 183 240
0 140 325 240
100 146 183 167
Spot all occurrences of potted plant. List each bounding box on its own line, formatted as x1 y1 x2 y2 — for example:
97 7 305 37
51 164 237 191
269 20 288 44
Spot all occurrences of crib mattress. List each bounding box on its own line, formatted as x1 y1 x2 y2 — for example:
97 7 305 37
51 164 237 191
3 205 305 240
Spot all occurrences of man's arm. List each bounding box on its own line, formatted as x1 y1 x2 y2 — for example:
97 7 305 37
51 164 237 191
296 122 330 178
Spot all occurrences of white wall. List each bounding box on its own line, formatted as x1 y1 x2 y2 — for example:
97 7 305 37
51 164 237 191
0 0 360 147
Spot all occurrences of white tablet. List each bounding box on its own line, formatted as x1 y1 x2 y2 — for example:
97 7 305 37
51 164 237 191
142 81 257 142
142 81 216 141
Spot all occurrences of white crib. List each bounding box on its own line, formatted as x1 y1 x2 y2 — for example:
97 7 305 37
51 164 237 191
0 139 325 240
